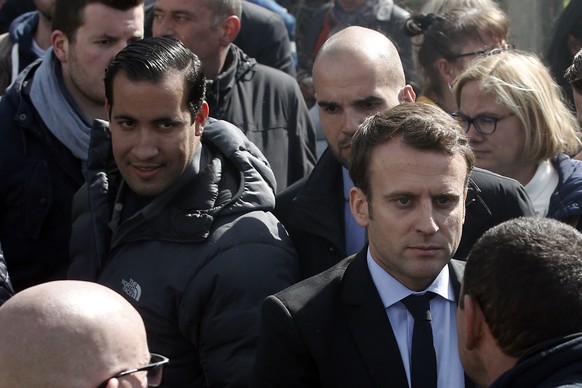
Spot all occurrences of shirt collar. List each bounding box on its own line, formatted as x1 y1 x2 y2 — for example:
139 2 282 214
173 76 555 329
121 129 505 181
367 248 455 309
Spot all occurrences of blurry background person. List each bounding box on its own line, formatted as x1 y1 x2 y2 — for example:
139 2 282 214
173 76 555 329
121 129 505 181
420 0 500 14
0 280 167 388
454 50 582 229
0 0 55 93
546 0 582 109
565 48 582 124
457 217 582 387
405 4 509 113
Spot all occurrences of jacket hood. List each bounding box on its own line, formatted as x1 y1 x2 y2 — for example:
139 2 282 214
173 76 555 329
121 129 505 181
202 117 276 213
9 11 38 44
205 45 255 108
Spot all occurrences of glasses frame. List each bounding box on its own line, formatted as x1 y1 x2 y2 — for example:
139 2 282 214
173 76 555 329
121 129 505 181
97 353 169 388
451 112 514 135
448 43 513 60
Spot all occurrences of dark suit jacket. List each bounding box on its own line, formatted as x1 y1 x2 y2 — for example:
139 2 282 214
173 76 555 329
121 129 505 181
251 248 468 387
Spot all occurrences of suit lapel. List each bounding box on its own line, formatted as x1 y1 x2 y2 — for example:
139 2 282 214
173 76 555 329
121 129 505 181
340 249 409 387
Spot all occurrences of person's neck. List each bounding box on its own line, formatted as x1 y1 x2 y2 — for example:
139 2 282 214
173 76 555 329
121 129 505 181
426 88 457 114
34 14 52 51
205 46 231 81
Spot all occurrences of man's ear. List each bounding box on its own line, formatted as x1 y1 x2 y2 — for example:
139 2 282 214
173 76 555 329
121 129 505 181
194 101 209 136
52 30 69 64
220 15 241 45
398 85 416 103
462 294 485 351
437 58 456 85
350 186 370 228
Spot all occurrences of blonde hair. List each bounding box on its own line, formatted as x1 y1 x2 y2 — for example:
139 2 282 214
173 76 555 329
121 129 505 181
454 50 581 163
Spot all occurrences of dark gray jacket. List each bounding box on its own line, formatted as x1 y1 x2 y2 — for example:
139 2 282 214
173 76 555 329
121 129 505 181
69 118 300 387
206 44 316 191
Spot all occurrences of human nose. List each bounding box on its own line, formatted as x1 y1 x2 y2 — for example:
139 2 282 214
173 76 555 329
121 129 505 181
153 14 174 38
415 202 439 235
342 109 363 134
132 129 159 160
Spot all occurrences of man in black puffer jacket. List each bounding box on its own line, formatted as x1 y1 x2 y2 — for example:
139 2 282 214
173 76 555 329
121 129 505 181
68 37 299 387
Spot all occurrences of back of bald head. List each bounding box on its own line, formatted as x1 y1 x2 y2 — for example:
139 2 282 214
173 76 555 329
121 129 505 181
0 280 149 388
313 26 406 88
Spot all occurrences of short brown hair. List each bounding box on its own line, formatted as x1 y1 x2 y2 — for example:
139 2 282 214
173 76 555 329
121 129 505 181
349 102 475 199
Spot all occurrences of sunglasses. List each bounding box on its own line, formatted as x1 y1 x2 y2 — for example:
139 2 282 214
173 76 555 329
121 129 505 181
97 353 169 388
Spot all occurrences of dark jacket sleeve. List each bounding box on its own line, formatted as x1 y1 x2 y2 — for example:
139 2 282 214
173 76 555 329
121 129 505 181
0 247 14 306
252 294 319 388
180 215 300 387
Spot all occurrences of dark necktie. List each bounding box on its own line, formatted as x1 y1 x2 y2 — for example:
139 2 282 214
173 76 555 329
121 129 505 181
401 292 437 388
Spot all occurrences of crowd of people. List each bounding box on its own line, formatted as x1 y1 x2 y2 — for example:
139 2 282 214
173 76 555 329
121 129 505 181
1 0 582 387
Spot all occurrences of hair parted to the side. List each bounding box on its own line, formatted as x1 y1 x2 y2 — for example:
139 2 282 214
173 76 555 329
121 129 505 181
349 102 475 199
105 37 206 121
454 49 581 162
461 217 582 358
404 5 508 99
52 0 144 39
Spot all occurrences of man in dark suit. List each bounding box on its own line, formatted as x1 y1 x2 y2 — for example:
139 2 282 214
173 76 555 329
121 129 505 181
252 102 474 387
275 26 534 280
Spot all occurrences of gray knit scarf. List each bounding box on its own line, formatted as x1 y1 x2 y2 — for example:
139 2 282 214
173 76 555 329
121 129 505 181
30 49 91 168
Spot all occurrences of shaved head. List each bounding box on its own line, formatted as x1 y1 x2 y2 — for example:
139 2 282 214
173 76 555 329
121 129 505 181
314 26 406 91
0 281 150 388
312 26 413 167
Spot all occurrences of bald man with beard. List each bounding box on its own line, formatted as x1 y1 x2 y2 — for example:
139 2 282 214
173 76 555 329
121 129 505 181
0 280 168 388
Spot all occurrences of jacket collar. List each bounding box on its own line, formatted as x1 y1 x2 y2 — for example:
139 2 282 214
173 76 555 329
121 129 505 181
288 148 346 252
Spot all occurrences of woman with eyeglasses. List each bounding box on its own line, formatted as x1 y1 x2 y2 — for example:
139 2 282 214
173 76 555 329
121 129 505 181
454 50 582 229
404 4 509 113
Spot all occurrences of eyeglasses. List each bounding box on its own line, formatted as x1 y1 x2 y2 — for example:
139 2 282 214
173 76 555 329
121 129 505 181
449 43 513 60
451 112 514 134
97 353 169 388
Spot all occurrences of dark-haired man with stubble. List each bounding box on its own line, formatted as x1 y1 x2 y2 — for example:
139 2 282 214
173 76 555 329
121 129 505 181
0 0 144 291
457 217 582 387
68 37 299 386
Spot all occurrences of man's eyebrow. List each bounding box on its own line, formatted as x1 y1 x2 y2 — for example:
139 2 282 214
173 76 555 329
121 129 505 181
353 95 384 105
317 100 339 109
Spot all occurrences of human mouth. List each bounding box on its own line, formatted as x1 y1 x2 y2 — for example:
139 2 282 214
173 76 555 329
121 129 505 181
131 164 162 179
408 246 443 257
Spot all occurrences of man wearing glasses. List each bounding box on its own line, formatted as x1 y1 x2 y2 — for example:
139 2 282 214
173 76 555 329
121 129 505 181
0 280 169 387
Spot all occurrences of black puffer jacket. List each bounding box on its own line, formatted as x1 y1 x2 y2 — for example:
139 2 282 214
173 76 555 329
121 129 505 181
69 118 300 387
